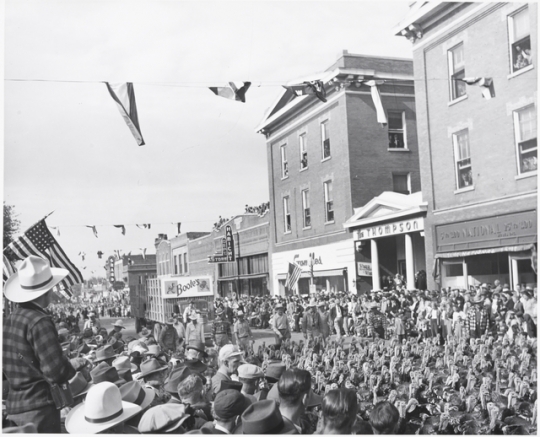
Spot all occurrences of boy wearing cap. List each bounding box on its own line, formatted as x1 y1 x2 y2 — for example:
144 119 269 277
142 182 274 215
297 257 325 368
238 363 264 402
211 345 244 397
201 389 251 434
234 311 253 353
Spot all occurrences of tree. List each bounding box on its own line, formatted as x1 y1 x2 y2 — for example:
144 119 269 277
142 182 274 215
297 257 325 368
3 203 20 248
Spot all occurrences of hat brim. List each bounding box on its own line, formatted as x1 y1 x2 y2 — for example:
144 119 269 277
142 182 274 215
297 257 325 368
65 400 141 434
73 382 94 398
138 386 156 410
3 268 69 303
113 325 126 329
140 365 168 378
93 353 119 363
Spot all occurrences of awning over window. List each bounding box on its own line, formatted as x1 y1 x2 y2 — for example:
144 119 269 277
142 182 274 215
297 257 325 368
435 244 534 259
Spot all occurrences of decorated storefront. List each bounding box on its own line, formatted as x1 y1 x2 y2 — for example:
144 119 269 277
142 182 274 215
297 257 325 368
344 192 428 293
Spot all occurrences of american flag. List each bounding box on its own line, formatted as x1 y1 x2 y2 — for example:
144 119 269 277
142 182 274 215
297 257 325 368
284 262 302 291
3 219 83 299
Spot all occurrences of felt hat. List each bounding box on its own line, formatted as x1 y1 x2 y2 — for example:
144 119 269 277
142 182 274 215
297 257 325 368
184 358 208 374
83 328 94 339
238 364 264 379
139 358 168 378
274 304 284 310
90 362 126 387
144 344 162 356
93 344 118 363
112 355 138 373
166 317 175 325
219 344 243 362
113 320 126 329
65 382 141 434
3 255 68 303
138 404 191 434
164 366 193 395
214 389 252 420
236 399 297 434
68 371 94 398
265 363 286 383
186 340 207 356
117 368 134 383
119 380 156 410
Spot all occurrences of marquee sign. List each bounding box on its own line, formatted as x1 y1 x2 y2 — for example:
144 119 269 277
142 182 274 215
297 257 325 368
208 225 236 263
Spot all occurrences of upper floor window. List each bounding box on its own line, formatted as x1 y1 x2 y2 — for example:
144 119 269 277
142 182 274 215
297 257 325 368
283 197 291 233
452 130 473 189
302 189 311 228
448 43 466 100
388 111 406 149
392 173 411 194
280 145 288 178
321 121 331 159
514 105 537 174
183 253 188 274
175 255 180 274
299 134 308 169
323 181 334 222
509 7 532 73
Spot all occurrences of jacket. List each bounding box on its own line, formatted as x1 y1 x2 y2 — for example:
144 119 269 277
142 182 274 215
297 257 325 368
3 302 76 414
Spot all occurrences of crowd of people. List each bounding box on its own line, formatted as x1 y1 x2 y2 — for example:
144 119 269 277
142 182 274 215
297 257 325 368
2 254 537 434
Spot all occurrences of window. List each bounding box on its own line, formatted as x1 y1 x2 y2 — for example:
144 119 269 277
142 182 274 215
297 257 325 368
392 173 410 194
321 121 330 159
283 197 291 233
324 181 334 222
514 105 537 174
183 253 188 274
280 145 288 178
175 255 180 274
509 8 532 73
448 44 466 100
452 130 473 189
445 263 463 277
302 189 311 227
299 133 308 169
388 111 406 148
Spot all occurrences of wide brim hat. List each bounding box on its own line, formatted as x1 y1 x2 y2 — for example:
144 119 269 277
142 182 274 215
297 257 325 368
69 372 94 398
234 399 297 434
113 320 126 329
4 255 69 303
65 383 141 434
139 358 168 378
119 380 156 411
186 341 207 357
93 344 119 363
112 356 138 373
184 359 208 374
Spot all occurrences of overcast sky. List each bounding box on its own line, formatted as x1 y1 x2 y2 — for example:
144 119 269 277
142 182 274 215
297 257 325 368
4 0 413 278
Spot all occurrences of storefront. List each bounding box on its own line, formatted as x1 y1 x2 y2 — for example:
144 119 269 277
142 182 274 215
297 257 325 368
217 254 270 298
344 192 428 292
272 239 356 296
434 210 537 289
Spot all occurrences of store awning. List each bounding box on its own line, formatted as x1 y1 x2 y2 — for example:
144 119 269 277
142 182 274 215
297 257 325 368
218 273 268 281
435 244 534 258
276 268 345 280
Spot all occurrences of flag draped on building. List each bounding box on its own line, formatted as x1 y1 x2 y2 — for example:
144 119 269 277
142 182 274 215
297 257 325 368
458 77 495 100
364 80 387 124
284 262 302 291
105 82 145 146
3 219 83 299
284 80 327 103
209 82 251 103
113 224 126 235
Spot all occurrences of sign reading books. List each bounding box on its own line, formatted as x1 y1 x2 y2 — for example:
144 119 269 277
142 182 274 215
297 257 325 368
208 225 236 263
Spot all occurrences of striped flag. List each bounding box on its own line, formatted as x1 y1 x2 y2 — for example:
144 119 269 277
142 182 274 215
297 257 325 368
284 80 327 103
3 219 83 299
106 82 145 146
284 262 302 291
209 82 251 103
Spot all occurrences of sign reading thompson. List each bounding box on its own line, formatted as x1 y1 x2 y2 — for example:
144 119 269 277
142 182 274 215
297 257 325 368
357 218 424 240
163 276 212 298
208 225 236 263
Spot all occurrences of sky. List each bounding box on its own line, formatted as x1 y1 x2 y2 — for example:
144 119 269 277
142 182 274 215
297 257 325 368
3 0 413 278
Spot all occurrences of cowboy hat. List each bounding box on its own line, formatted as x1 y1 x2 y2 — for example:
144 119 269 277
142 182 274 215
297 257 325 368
164 365 207 395
90 362 126 387
186 340 207 356
119 380 156 410
112 320 126 329
3 255 69 303
93 344 118 363
144 344 162 357
112 356 138 373
65 382 141 434
235 399 297 434
68 372 94 398
139 358 168 378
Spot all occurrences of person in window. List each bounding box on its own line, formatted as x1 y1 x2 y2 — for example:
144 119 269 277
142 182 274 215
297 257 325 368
514 45 533 70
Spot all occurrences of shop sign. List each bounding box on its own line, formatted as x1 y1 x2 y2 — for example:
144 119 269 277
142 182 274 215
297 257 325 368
293 253 323 267
436 210 537 252
357 262 372 276
208 225 236 263
163 276 213 298
357 218 424 240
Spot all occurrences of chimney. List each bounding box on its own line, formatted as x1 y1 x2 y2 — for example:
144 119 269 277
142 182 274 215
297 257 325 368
154 233 168 248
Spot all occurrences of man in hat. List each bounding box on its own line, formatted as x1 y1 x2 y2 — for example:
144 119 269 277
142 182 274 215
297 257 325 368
159 317 182 353
201 389 251 434
213 308 233 348
184 300 197 325
140 357 170 405
368 302 388 340
211 345 244 397
271 304 291 347
83 311 101 333
108 319 126 339
177 374 212 424
234 310 253 353
3 256 77 433
302 302 322 343
186 313 205 347
465 293 490 339
238 363 264 403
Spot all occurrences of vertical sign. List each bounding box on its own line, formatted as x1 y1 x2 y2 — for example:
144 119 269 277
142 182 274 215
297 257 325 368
225 225 235 262
108 256 116 283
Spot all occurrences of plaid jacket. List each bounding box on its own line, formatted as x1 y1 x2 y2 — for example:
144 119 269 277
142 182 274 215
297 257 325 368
3 302 76 414
465 306 489 335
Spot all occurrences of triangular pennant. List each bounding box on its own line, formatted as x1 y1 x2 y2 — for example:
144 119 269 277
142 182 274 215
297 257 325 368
105 82 145 146
209 82 251 103
86 225 98 238
113 225 126 235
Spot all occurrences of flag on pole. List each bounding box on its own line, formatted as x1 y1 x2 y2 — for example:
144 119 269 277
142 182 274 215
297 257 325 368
86 225 98 238
284 80 327 103
113 225 126 235
209 82 251 103
364 80 387 124
105 82 145 146
3 219 83 299
284 262 302 291
458 77 495 100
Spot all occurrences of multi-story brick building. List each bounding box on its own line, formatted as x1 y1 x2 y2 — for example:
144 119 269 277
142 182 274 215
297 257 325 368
257 51 421 295
395 2 537 290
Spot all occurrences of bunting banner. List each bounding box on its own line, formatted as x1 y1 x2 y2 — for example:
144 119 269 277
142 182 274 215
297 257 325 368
364 80 387 124
78 251 86 261
284 80 327 103
105 82 145 146
209 82 251 103
97 251 104 259
140 248 147 260
458 77 495 100
136 224 151 229
177 222 182 234
113 225 126 235
86 225 98 238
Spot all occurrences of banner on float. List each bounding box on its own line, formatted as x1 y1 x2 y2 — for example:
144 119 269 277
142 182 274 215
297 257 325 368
162 275 213 299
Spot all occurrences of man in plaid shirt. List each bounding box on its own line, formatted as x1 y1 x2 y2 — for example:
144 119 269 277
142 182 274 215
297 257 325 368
3 256 77 433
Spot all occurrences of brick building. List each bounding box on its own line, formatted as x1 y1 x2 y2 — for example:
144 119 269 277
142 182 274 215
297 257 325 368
395 2 537 290
257 51 421 295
